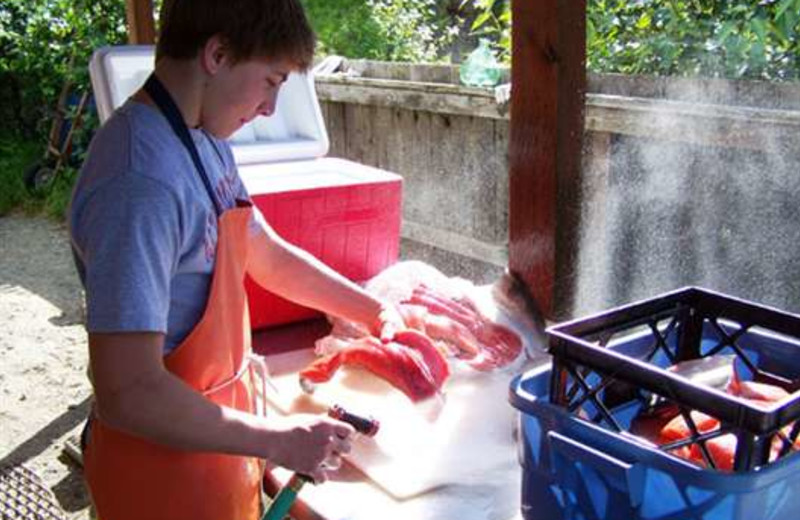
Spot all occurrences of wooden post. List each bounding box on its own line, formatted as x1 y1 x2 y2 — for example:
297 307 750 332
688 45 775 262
509 0 586 318
125 0 156 45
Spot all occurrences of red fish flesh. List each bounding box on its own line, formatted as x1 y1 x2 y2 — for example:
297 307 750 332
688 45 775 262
656 411 737 470
727 371 789 405
299 330 450 403
633 364 797 470
306 262 542 402
397 304 482 360
402 284 523 371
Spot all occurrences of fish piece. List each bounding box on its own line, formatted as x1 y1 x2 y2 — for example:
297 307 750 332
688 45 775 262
407 285 478 327
400 306 482 360
657 411 728 468
666 355 736 391
404 284 523 370
300 331 450 403
728 369 790 406
317 262 534 375
689 434 738 470
396 330 451 388
658 410 719 443
682 429 797 470
629 402 681 444
635 363 798 470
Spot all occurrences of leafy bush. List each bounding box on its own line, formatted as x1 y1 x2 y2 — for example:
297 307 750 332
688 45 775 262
0 0 130 218
469 0 800 81
0 0 128 139
465 0 511 62
42 165 79 220
303 0 470 62
0 136 39 216
588 0 800 80
301 0 387 60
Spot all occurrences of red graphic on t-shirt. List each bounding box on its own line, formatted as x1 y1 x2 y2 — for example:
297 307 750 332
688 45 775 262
204 213 216 264
215 169 241 208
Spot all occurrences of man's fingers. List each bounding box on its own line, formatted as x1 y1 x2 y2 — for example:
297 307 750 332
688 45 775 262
322 453 342 471
380 321 397 343
310 469 327 485
374 303 407 343
338 439 352 455
332 422 355 440
330 434 351 456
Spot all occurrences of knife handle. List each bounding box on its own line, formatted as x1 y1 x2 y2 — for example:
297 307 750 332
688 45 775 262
328 404 380 437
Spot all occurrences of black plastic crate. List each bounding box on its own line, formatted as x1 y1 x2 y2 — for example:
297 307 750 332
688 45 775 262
546 286 800 471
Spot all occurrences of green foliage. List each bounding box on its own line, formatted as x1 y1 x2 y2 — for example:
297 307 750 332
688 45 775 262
468 0 800 81
42 165 79 220
0 0 128 138
0 132 85 218
367 0 442 62
302 0 387 60
303 0 467 62
0 0 128 218
587 0 800 80
0 136 40 216
464 0 511 63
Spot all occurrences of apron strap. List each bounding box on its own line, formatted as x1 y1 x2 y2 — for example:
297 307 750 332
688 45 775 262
143 74 224 217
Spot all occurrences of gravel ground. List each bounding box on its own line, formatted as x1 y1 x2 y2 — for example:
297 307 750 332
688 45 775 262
0 211 92 519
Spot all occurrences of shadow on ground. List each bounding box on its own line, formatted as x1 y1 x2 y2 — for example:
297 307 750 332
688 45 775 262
0 214 84 327
0 397 90 469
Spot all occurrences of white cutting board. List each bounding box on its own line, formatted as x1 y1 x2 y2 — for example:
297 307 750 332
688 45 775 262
262 348 520 499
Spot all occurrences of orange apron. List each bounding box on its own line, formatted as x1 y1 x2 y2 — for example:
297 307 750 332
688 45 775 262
83 203 267 520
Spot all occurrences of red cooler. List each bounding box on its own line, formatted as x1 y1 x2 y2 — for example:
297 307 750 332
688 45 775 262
240 160 401 328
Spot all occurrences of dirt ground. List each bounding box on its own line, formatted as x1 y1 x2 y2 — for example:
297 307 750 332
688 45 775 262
0 211 93 519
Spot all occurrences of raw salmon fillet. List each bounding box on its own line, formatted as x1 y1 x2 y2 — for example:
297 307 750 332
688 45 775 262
304 262 546 402
402 284 523 371
300 330 450 402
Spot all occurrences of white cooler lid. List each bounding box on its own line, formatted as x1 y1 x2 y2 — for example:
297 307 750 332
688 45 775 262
88 45 329 164
239 157 401 194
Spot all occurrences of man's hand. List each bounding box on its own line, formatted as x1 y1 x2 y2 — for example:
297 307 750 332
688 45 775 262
265 414 354 484
372 303 407 343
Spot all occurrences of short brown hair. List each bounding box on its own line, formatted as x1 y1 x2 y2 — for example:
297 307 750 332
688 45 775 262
156 0 316 70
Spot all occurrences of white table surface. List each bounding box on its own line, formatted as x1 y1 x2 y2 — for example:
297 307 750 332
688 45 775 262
253 319 546 520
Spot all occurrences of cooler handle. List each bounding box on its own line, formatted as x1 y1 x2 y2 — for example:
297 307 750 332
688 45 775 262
548 430 644 508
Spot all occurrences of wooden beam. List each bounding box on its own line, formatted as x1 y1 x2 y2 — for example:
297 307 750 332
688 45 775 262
125 0 156 45
315 77 508 120
586 94 800 151
509 0 586 318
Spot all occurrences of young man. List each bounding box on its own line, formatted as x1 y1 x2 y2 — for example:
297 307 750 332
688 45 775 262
69 1 403 518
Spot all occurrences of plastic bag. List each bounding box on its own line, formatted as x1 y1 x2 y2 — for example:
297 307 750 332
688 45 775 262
459 39 502 87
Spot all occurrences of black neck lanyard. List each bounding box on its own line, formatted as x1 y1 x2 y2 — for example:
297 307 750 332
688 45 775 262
143 74 224 217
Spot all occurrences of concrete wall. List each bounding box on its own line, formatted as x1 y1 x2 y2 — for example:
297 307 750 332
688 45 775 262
314 61 800 317
316 61 510 284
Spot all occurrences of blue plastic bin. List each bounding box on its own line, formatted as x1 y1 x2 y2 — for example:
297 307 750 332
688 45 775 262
510 366 800 520
509 287 800 520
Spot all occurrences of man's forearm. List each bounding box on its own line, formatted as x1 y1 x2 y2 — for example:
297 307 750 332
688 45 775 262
89 331 352 480
248 231 383 327
94 365 273 458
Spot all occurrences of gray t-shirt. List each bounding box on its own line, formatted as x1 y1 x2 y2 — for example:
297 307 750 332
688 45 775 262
70 100 264 354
